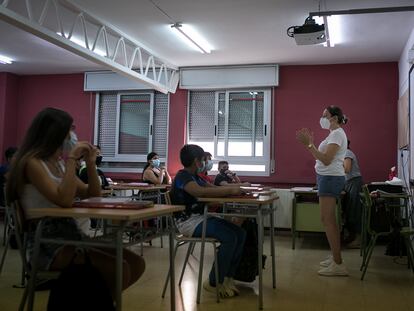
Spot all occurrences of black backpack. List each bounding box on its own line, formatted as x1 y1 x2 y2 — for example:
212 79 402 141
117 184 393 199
234 219 266 282
47 251 115 311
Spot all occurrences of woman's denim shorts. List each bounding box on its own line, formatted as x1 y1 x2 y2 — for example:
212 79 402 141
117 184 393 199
316 174 345 198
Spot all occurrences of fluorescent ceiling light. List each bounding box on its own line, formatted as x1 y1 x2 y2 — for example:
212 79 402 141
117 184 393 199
314 15 342 47
170 23 212 54
0 55 13 64
57 32 107 57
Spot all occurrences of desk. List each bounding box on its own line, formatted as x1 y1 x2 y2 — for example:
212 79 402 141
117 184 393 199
291 188 341 249
25 204 184 311
111 184 169 202
197 194 279 310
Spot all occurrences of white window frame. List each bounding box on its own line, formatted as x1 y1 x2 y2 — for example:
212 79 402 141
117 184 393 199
94 91 169 173
187 89 272 176
114 92 154 162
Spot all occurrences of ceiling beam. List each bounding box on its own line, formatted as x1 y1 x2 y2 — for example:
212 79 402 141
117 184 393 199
0 0 179 94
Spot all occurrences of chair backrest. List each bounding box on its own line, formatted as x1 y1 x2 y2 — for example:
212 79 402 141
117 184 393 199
361 184 375 235
164 191 172 205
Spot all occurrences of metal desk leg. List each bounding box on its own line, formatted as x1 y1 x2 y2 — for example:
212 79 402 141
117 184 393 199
196 205 208 304
27 219 43 311
291 197 296 249
269 204 276 289
168 216 176 311
115 222 125 311
257 208 264 310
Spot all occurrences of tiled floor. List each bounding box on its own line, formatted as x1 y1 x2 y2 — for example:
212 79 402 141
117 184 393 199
0 232 413 311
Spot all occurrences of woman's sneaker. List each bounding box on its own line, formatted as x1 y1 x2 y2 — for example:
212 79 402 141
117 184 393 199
224 277 240 296
319 255 333 267
203 280 235 298
318 261 349 276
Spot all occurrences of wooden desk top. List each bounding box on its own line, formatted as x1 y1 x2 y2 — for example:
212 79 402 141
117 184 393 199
198 194 279 205
111 183 169 191
25 204 184 221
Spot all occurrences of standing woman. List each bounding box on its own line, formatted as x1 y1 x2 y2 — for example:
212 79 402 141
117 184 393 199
296 105 349 276
142 152 171 185
6 107 145 293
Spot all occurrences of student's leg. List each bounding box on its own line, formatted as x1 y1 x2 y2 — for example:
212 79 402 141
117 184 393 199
193 217 243 286
213 218 246 278
320 196 342 264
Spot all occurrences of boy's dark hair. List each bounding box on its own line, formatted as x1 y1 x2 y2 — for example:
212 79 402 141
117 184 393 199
180 144 204 167
218 161 228 168
204 152 212 158
5 147 17 161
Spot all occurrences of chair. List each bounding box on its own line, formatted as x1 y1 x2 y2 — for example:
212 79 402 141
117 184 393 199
360 185 414 280
161 191 220 303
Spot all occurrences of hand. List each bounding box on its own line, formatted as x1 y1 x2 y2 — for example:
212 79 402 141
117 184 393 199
68 142 93 160
84 145 98 166
296 128 313 146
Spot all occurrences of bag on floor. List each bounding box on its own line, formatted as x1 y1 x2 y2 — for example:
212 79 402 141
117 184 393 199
234 219 266 282
47 250 115 311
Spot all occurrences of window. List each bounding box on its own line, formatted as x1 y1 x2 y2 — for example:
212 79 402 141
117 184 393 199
187 90 271 176
95 91 169 172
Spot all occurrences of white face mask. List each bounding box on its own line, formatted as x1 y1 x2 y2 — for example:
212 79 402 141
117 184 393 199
62 131 78 152
319 117 331 130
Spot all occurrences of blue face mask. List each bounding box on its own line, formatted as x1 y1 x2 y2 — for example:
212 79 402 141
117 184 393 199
205 160 213 172
196 160 205 174
62 131 78 153
151 159 160 168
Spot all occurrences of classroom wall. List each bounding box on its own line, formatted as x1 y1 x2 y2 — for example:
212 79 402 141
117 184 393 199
0 62 398 184
0 72 19 163
16 73 95 143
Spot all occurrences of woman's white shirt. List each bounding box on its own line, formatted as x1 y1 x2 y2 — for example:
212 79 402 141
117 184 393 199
21 160 90 234
315 127 347 176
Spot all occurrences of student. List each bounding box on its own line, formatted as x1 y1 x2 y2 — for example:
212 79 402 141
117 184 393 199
214 161 250 187
170 144 246 297
343 140 363 248
296 105 348 276
198 152 214 184
142 152 171 185
6 107 145 294
0 147 17 206
79 145 109 189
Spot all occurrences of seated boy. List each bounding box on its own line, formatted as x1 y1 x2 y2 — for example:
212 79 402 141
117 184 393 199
170 145 246 298
214 161 250 187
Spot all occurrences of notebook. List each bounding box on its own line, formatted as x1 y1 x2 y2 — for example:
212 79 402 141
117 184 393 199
73 197 154 210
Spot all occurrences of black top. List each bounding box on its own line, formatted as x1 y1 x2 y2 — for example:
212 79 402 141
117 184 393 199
214 172 234 186
79 166 109 189
170 169 206 221
143 168 168 185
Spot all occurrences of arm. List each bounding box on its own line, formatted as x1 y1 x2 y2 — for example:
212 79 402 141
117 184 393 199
164 169 172 184
143 168 164 185
296 128 340 166
184 180 241 198
344 158 352 174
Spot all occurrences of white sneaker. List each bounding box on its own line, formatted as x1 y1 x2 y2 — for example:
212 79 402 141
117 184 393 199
318 261 349 277
319 255 333 267
224 277 240 296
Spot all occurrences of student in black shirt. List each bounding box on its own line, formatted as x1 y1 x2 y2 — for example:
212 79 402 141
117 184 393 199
79 145 108 189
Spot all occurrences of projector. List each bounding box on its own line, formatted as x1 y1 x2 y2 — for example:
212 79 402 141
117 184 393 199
287 17 326 45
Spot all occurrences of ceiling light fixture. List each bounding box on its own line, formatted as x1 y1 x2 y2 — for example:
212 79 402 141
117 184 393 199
0 55 13 64
170 23 212 54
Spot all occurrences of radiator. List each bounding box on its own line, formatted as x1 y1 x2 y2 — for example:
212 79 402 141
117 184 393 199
263 188 294 229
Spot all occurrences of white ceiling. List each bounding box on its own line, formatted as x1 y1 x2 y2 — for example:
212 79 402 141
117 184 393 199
1 0 414 75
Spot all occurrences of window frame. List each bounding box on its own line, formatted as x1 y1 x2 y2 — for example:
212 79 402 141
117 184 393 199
187 88 272 176
94 91 169 173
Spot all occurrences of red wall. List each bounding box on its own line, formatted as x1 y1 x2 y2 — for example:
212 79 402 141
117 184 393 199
0 72 19 163
0 62 398 183
16 73 95 143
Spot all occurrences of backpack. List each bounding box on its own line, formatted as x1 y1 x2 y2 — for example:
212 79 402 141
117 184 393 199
47 250 115 311
234 219 266 282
